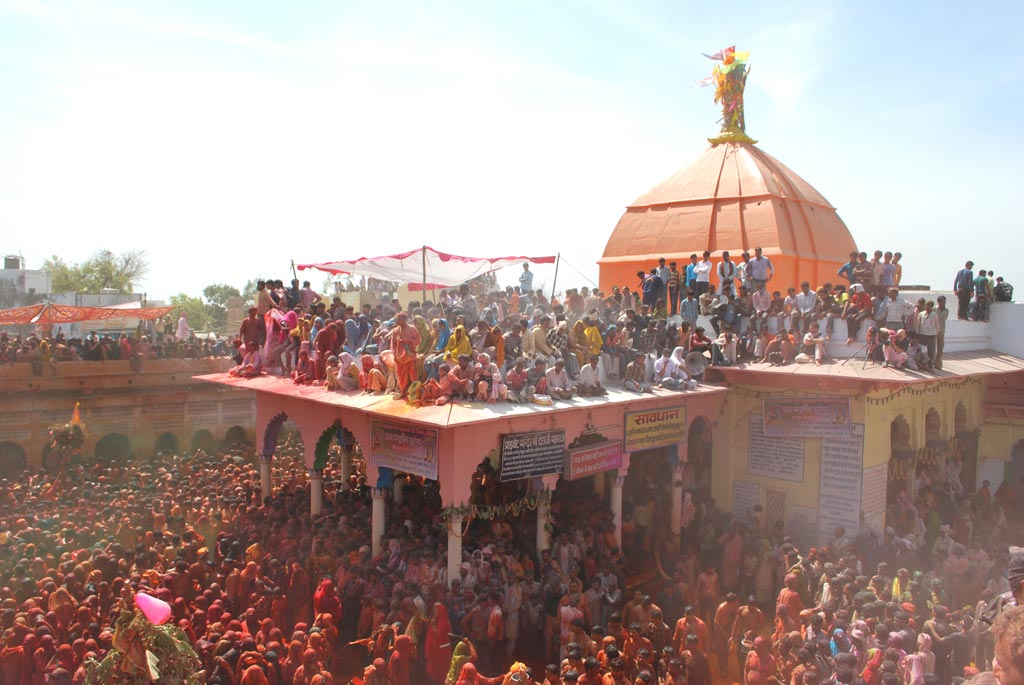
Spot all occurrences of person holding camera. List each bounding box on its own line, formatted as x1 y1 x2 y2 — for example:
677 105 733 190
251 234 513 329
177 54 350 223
881 327 915 370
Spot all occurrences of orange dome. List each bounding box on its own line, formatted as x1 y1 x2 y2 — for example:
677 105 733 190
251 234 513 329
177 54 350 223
598 141 858 294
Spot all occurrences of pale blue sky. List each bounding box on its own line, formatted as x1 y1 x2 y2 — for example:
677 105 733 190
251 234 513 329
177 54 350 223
1 0 1020 299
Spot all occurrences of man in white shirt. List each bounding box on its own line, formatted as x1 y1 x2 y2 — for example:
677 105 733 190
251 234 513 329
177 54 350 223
577 355 607 396
794 281 820 336
717 251 738 298
883 288 916 331
917 300 939 370
694 251 713 296
545 359 575 400
751 284 772 333
796 321 826 365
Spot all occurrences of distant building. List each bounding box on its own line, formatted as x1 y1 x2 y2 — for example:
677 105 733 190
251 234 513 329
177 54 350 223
0 255 52 308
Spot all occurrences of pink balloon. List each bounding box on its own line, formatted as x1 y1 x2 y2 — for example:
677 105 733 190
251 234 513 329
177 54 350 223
135 592 172 625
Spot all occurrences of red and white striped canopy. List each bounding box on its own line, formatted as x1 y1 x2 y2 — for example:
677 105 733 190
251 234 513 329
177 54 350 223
298 246 556 290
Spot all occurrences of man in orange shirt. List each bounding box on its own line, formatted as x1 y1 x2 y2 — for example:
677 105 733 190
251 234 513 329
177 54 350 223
673 605 709 656
777 574 805 623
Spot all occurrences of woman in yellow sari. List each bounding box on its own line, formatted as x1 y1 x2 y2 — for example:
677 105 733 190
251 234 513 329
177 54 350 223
570 320 588 368
413 315 434 381
443 324 472 364
584 317 604 358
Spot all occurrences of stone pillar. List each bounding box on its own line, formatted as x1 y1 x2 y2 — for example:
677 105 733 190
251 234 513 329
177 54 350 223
447 511 463 587
536 493 551 557
394 475 405 505
309 469 323 517
671 463 684 537
371 487 387 558
260 454 272 504
593 471 605 498
612 473 625 550
339 446 352 492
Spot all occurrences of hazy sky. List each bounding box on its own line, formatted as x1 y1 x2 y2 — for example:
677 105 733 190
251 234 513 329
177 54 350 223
1 0 1021 300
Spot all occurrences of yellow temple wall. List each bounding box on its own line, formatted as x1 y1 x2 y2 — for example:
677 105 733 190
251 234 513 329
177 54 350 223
712 377 986 548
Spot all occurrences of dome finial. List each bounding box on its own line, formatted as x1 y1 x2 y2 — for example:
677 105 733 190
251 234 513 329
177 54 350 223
701 47 756 145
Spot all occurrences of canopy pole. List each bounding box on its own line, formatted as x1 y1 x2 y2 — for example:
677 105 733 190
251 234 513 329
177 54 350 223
421 245 428 305
550 253 561 302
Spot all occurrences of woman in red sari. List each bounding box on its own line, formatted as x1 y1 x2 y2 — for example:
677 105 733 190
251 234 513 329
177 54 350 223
424 602 453 684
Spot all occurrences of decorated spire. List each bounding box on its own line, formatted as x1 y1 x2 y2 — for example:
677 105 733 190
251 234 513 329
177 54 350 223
700 46 756 145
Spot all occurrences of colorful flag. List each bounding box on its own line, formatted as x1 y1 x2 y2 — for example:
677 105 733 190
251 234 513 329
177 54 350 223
702 46 735 61
70 402 82 426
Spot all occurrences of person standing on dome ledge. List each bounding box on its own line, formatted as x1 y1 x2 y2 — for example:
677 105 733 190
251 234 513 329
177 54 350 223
953 260 975 320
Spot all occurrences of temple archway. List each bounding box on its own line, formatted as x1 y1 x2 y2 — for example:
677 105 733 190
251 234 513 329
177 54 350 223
95 433 132 461
955 402 968 433
0 442 26 478
224 425 248 446
687 416 714 499
155 433 179 455
886 416 915 530
190 429 215 452
925 408 943 445
955 401 979 492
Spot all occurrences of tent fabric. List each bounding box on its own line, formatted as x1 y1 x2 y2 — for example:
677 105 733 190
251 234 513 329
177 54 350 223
0 304 177 325
298 246 556 290
0 303 46 325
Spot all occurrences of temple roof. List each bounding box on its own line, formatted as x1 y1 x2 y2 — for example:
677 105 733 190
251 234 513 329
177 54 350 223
599 142 857 264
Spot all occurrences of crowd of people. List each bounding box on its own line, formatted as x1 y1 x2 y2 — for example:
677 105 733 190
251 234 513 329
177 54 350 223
0 315 232 366
0 422 1022 685
229 253 1015 398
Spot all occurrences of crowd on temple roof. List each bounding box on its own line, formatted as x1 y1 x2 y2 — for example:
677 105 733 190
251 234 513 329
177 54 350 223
227 252 1015 396
1 427 1023 685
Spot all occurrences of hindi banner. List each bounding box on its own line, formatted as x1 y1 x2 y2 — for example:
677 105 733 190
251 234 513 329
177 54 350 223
624 407 687 452
370 421 439 480
565 440 623 481
818 424 865 545
747 414 805 482
500 429 565 481
762 397 851 437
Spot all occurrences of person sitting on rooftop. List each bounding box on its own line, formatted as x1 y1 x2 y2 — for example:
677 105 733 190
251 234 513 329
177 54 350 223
577 355 607 397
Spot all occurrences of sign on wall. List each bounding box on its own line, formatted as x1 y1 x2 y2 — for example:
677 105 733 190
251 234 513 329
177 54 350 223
732 480 761 524
860 463 888 531
565 440 623 481
762 397 852 437
818 424 865 545
624 407 687 452
747 415 805 482
500 429 566 481
370 421 439 480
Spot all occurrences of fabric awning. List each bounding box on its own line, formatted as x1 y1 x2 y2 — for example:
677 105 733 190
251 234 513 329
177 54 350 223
298 246 556 290
0 303 177 325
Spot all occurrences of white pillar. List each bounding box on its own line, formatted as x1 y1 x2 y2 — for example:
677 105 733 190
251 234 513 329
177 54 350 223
309 469 323 517
393 475 405 505
536 493 551 556
260 454 272 504
339 446 352 492
447 512 463 587
671 464 684 537
612 473 625 550
371 487 387 558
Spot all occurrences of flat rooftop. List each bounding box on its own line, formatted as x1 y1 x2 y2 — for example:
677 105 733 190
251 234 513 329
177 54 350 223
195 372 729 428
707 349 1024 390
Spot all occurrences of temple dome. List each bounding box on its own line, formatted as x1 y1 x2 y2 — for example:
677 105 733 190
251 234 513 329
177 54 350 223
598 141 858 293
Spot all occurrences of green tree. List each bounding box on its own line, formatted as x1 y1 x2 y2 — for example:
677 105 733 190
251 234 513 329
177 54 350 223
202 283 241 334
241 279 259 304
43 249 148 294
169 293 209 331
